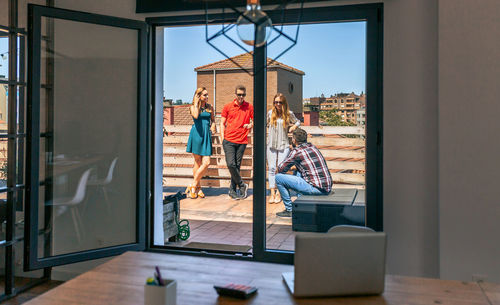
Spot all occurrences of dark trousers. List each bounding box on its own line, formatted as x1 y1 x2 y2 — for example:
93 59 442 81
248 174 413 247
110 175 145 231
222 139 247 191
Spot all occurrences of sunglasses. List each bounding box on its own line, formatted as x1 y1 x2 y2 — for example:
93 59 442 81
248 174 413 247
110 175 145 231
236 93 246 97
274 101 283 104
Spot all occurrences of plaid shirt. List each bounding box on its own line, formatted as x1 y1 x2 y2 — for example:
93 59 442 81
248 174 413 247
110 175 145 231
277 142 333 193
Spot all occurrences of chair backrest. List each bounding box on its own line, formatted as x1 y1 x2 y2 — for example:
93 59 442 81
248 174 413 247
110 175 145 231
327 224 375 233
69 168 93 205
102 157 118 184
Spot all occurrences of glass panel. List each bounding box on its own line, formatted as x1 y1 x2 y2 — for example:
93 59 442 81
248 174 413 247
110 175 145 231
18 0 46 30
159 25 254 254
0 86 23 135
0 36 22 82
0 188 5 244
36 16 138 257
0 36 7 79
0 242 46 292
0 0 7 27
0 85 6 135
13 193 46 287
0 138 6 184
265 22 367 251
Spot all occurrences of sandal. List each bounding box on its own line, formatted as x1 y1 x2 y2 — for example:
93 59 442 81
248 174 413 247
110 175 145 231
273 191 282 204
186 184 198 199
197 186 205 198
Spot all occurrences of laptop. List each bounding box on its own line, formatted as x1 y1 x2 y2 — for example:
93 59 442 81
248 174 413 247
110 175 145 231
282 231 387 297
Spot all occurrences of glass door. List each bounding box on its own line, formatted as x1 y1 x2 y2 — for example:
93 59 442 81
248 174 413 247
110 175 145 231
147 3 383 264
24 4 148 270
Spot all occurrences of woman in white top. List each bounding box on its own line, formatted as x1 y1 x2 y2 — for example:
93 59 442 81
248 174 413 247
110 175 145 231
267 93 300 203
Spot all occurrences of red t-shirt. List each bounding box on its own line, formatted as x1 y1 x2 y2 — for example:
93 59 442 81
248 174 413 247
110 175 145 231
221 100 254 144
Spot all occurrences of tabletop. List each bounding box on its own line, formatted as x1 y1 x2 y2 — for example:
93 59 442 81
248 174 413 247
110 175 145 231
25 251 499 305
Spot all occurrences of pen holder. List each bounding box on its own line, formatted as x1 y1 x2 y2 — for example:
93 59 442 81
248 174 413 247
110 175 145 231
144 279 177 305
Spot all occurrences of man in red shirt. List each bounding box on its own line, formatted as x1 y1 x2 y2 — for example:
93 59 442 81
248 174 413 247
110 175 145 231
220 85 254 200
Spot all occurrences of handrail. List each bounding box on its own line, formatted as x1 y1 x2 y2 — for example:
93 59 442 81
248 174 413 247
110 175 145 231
164 125 365 135
162 125 366 186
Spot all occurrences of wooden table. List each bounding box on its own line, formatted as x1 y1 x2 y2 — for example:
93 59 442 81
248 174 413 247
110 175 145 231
25 251 499 305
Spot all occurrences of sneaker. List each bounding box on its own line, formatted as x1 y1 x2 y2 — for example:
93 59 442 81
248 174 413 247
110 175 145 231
276 210 292 218
228 189 240 200
238 183 249 199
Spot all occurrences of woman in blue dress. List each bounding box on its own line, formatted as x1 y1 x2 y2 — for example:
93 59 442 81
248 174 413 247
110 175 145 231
186 87 215 199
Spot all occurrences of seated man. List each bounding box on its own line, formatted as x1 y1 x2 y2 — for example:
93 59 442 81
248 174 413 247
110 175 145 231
275 128 333 217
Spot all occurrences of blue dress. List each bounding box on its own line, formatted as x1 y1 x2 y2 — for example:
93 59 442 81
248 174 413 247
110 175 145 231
186 110 212 156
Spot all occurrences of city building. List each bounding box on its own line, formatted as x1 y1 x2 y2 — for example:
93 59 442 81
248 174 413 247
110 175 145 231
356 107 366 126
0 79 7 124
319 92 366 124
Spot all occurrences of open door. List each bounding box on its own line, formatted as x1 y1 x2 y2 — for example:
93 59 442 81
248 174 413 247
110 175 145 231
24 4 148 270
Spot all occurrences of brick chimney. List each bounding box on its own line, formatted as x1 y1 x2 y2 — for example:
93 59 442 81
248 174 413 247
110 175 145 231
303 110 319 126
163 106 174 125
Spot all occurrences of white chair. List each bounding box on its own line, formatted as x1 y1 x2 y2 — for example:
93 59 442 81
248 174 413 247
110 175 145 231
48 168 92 243
327 224 375 233
87 157 118 214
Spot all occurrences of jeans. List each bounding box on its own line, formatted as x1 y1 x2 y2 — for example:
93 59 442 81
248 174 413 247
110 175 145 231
266 146 290 189
222 139 247 191
275 173 325 211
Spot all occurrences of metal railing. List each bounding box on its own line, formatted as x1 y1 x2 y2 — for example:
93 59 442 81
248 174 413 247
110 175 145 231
162 125 366 189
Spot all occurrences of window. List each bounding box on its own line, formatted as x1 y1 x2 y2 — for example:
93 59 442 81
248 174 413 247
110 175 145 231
0 3 37 300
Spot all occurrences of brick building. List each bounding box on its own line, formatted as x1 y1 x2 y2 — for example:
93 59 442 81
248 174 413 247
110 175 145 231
194 53 305 115
0 81 7 124
318 92 366 124
163 104 193 125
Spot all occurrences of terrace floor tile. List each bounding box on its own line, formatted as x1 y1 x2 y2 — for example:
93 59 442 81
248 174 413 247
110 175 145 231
163 186 295 251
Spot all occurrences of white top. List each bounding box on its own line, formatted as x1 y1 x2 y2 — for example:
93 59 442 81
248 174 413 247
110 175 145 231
267 110 300 150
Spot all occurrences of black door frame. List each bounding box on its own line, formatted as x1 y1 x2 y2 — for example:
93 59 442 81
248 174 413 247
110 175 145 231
25 4 149 270
146 3 383 264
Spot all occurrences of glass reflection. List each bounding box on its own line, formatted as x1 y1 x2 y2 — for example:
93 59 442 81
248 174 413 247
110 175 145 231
37 17 138 257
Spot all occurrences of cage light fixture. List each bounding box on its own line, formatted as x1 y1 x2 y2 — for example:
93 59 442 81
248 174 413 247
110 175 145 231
204 0 304 75
236 0 273 47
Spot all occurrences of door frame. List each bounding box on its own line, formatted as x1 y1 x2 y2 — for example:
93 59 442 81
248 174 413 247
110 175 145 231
146 3 383 264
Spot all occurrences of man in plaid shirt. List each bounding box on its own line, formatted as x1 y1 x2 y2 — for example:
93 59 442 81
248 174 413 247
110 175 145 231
275 128 333 217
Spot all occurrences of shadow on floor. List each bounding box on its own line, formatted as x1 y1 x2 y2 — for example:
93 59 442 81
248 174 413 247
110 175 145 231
163 186 254 197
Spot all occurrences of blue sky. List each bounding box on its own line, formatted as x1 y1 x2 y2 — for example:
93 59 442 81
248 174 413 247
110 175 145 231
0 37 9 78
0 22 366 100
164 21 366 103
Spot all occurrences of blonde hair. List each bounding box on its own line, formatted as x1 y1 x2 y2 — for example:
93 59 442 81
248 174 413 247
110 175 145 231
270 93 290 128
191 87 212 113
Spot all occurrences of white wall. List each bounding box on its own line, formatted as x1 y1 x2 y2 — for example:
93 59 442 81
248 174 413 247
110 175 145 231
380 0 439 278
17 0 499 283
439 0 500 283
308 0 440 278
